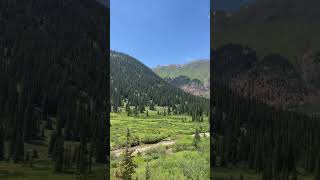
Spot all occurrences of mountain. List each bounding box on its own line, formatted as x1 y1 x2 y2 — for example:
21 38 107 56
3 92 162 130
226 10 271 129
164 76 209 99
213 44 320 110
96 0 109 7
110 51 209 114
213 0 320 62
153 60 209 83
212 0 320 113
213 0 256 11
153 60 210 98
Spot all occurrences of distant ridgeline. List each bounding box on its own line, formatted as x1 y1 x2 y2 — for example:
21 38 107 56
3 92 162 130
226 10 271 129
0 0 109 169
153 60 209 84
153 60 210 98
211 44 320 178
110 51 209 120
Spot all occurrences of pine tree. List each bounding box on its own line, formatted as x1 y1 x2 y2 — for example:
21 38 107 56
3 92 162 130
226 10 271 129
291 168 297 180
48 132 57 157
315 153 320 180
239 174 244 180
133 106 138 117
0 125 4 161
145 162 151 180
116 128 137 180
53 134 64 172
149 102 155 111
95 113 107 163
193 128 201 149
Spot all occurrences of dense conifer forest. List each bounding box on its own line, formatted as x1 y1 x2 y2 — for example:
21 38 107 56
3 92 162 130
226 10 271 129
110 51 209 118
0 0 109 178
211 44 320 179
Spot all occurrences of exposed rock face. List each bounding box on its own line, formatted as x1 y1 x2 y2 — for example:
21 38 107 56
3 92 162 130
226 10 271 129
164 76 209 98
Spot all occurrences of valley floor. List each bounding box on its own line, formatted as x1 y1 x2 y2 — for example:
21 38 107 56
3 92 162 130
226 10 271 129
110 107 210 179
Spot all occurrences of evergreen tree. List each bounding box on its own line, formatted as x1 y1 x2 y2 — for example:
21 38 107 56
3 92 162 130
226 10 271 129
95 113 107 163
116 128 137 180
291 169 298 180
53 134 64 172
315 153 320 180
145 162 151 180
193 128 201 149
0 125 4 161
133 106 138 117
149 102 155 111
239 174 244 180
48 132 57 157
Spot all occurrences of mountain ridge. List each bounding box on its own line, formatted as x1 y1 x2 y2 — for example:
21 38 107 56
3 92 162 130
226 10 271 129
153 59 210 98
110 50 209 113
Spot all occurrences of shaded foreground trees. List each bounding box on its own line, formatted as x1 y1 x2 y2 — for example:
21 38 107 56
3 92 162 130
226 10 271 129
211 44 320 179
0 0 109 175
212 81 320 179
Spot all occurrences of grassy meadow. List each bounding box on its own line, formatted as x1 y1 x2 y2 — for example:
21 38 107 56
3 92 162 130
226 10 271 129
110 106 210 179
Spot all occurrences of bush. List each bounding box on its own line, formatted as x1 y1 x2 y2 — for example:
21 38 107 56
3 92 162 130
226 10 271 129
141 134 167 144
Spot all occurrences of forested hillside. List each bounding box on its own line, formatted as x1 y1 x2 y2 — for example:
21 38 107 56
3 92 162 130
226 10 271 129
211 41 320 180
110 51 209 117
0 0 109 178
212 44 317 109
212 80 320 179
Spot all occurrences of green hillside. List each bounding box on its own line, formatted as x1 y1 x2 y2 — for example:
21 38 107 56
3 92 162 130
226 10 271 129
110 51 209 113
153 60 210 83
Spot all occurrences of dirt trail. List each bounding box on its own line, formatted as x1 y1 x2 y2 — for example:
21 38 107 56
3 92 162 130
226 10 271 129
111 132 210 157
112 140 176 157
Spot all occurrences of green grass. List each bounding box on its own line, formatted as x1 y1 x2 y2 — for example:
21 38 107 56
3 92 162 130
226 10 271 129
110 106 209 150
111 137 210 180
153 60 210 83
111 106 210 179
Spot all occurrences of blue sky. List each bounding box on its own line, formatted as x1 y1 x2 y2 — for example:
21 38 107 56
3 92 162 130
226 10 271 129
111 0 210 68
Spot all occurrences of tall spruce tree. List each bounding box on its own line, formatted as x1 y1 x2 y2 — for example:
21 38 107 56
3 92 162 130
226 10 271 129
193 128 201 149
145 162 151 180
0 125 4 161
116 128 137 180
